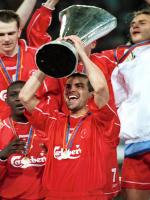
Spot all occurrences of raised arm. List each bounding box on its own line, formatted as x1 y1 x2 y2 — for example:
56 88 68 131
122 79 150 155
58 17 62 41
27 0 60 47
19 71 46 112
64 35 109 109
16 0 37 29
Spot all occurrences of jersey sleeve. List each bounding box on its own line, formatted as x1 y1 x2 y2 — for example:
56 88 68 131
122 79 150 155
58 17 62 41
91 52 117 108
90 53 118 119
90 53 120 144
25 97 63 134
92 50 117 75
26 5 52 47
36 77 62 111
93 104 120 146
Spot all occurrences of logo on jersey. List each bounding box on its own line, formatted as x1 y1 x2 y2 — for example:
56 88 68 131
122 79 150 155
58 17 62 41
80 128 88 139
11 155 46 168
0 90 7 101
54 145 82 160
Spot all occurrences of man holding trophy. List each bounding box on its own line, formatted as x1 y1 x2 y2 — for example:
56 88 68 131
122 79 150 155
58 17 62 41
25 1 150 199
19 32 118 200
25 3 120 200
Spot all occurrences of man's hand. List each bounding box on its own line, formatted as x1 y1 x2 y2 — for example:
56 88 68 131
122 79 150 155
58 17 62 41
0 138 26 160
61 35 109 109
63 35 87 60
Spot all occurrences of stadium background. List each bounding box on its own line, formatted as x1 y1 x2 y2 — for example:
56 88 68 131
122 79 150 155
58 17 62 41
0 0 148 51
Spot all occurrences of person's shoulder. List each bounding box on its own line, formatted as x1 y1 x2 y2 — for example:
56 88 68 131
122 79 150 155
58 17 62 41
0 118 10 131
91 50 117 74
92 49 114 57
91 49 117 63
92 104 115 122
51 109 66 119
19 39 37 53
33 97 66 120
93 46 127 57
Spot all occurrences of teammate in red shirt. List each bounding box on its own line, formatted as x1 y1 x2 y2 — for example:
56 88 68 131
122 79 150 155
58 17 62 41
0 8 60 121
0 81 48 200
26 0 59 48
19 35 117 200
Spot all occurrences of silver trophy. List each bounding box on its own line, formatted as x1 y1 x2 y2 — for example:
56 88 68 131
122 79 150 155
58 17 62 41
36 5 117 78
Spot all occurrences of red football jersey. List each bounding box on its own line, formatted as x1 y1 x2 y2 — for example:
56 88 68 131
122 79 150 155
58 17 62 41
0 118 48 199
0 39 61 120
25 97 117 200
27 5 53 48
0 40 37 120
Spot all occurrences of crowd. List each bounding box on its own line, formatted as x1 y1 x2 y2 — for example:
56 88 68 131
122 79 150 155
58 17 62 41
0 0 150 200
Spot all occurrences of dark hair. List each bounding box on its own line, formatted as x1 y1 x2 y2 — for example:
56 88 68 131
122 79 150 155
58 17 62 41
67 72 94 92
133 7 150 18
7 81 25 94
0 10 20 28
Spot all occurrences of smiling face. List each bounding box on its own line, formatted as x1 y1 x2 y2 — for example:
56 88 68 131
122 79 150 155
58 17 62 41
130 13 150 43
64 75 92 115
0 20 21 56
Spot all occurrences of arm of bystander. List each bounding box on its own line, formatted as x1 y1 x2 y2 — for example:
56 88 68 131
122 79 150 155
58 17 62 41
16 0 37 29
